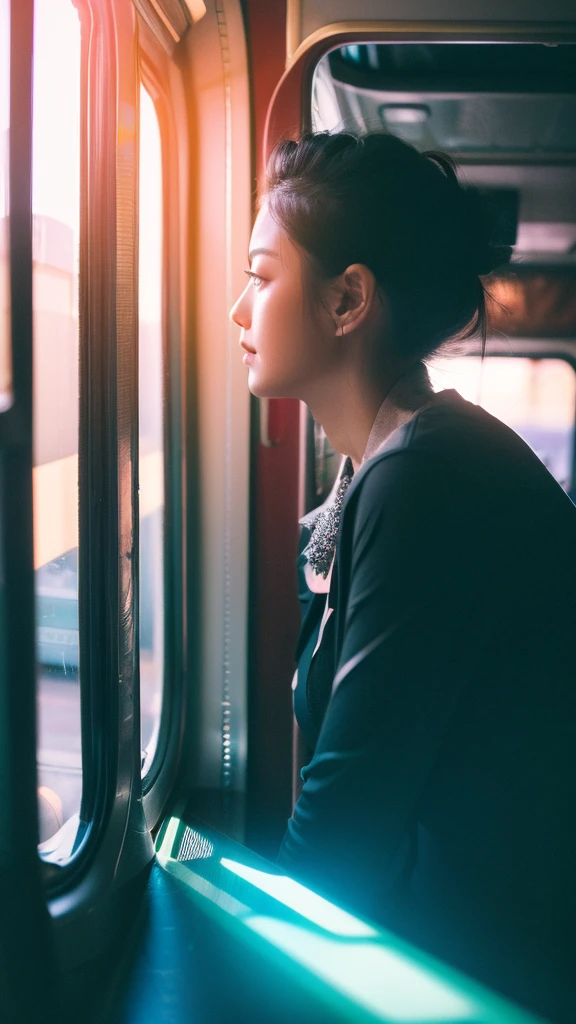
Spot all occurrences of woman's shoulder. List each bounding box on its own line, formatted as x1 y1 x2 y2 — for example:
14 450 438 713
346 387 574 529
358 388 546 480
368 389 532 462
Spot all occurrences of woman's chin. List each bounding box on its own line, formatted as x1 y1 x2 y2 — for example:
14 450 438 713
248 380 274 398
246 371 264 397
245 365 298 400
247 370 275 399
248 378 290 400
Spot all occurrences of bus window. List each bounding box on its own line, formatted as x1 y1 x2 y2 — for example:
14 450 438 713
139 84 164 776
0 0 10 410
32 0 81 845
428 356 576 494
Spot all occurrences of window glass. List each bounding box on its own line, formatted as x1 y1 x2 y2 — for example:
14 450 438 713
0 0 10 411
33 0 81 846
139 85 164 775
428 357 576 493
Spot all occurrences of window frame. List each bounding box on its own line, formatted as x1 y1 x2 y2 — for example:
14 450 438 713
137 23 187 829
41 0 189 938
0 1 59 1012
0 0 249 989
42 0 156 923
32 0 84 856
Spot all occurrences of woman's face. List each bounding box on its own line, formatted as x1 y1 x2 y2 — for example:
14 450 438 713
229 201 334 399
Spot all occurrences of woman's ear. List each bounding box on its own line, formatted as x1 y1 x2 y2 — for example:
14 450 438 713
327 264 378 336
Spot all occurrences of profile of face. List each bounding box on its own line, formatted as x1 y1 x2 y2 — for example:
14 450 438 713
229 201 332 399
230 199 386 403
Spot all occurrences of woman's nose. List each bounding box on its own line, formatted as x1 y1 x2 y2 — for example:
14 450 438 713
229 288 250 329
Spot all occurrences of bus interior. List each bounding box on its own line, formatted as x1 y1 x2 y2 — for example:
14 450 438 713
1 1 575 1022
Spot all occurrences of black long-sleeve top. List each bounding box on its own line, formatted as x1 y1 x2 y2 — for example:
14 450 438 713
279 389 576 1022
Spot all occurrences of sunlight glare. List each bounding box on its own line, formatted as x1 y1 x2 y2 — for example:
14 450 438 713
139 86 162 326
32 0 80 234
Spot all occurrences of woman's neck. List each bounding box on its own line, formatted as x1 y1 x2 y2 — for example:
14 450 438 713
304 362 430 471
303 367 397 471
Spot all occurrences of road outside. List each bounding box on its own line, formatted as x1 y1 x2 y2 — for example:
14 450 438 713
38 659 160 838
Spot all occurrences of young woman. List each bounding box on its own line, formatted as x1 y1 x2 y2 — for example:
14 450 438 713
230 132 576 1022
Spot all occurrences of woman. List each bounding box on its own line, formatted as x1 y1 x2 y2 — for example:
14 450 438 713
230 132 576 1021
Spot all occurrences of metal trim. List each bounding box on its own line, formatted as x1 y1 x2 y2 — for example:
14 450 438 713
137 36 187 828
289 20 576 69
286 0 302 66
132 0 192 54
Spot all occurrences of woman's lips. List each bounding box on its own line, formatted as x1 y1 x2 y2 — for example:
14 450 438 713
240 340 256 364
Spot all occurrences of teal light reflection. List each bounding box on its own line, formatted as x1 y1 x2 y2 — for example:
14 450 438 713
157 820 248 917
157 815 179 861
167 860 250 917
247 916 475 1024
221 857 377 938
156 823 540 1024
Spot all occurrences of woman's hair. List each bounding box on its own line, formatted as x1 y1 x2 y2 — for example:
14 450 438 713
264 131 512 360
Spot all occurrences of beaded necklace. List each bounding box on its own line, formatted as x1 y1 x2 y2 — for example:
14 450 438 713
301 456 354 579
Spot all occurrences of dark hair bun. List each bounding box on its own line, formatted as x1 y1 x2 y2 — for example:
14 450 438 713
420 149 508 278
423 151 513 278
266 132 514 357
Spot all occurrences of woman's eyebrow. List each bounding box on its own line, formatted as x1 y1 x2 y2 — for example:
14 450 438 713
248 247 280 264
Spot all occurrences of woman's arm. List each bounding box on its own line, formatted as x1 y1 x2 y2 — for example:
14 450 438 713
278 449 494 918
292 719 313 807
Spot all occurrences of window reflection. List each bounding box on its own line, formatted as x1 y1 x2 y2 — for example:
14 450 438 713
0 0 10 410
139 85 164 774
33 0 81 845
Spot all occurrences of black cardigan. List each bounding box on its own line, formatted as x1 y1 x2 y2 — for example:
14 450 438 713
279 389 576 1022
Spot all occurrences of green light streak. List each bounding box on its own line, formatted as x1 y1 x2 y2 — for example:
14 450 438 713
157 815 179 864
220 857 378 937
246 915 475 1023
156 818 544 1024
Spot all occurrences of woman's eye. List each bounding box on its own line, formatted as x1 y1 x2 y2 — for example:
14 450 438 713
244 270 264 288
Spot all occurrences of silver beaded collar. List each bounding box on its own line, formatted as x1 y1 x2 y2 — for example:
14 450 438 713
301 456 355 579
